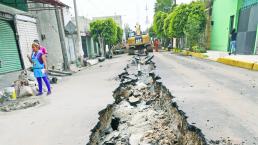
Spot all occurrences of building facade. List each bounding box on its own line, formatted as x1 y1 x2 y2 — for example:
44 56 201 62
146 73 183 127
237 0 258 54
0 0 75 75
210 0 242 52
73 16 100 58
0 1 34 74
92 15 123 28
210 0 258 54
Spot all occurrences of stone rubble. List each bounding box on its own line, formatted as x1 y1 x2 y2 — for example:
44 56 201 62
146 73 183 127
87 55 207 145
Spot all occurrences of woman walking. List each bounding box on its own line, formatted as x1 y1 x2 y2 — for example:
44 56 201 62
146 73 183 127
28 43 51 96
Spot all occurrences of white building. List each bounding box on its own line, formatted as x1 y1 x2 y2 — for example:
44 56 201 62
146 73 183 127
92 15 123 28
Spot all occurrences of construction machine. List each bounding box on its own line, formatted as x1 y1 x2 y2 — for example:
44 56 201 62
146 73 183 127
127 24 152 55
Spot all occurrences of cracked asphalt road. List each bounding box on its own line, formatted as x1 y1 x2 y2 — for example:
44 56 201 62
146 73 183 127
0 52 257 145
0 55 130 145
154 52 258 144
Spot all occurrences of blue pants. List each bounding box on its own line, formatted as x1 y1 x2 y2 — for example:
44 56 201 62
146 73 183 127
230 41 236 54
37 76 51 93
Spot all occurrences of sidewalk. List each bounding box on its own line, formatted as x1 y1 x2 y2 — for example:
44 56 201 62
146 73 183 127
204 50 258 63
203 51 258 71
177 50 258 71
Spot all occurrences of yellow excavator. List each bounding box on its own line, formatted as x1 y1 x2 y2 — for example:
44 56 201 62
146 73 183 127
127 24 152 55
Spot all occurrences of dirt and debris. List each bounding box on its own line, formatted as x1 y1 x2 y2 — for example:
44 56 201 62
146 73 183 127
0 97 40 112
87 55 207 145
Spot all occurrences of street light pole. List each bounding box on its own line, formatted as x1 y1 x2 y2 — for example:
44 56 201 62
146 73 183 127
73 0 83 65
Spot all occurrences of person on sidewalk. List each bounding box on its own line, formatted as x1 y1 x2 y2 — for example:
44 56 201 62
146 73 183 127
33 39 48 55
229 29 237 55
27 43 51 96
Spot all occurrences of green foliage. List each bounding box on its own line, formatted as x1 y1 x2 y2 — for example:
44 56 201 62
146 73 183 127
169 4 190 38
90 18 121 46
152 1 207 49
155 0 175 13
90 19 104 42
148 25 155 38
116 26 123 44
102 18 117 45
163 12 175 38
153 11 168 38
184 2 207 48
192 46 207 53
173 48 182 53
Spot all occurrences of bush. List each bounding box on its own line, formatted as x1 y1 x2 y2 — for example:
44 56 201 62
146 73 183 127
173 48 182 53
192 46 206 53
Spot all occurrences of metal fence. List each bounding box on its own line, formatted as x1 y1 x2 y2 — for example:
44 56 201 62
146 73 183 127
237 3 258 54
242 0 258 9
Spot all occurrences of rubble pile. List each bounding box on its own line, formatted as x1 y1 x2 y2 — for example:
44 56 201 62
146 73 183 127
0 70 60 111
87 55 207 145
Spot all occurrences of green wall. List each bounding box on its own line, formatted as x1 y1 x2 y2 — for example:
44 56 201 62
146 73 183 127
0 0 28 11
211 0 242 51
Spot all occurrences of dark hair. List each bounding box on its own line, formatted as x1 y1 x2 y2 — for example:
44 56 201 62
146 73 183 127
33 39 40 45
231 29 236 33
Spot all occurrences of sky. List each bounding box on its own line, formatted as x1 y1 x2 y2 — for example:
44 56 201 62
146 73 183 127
61 0 193 30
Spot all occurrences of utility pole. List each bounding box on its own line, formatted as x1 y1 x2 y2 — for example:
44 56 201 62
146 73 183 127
73 0 83 65
55 7 70 71
145 1 149 33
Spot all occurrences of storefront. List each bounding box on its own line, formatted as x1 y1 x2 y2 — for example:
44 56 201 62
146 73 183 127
0 12 22 74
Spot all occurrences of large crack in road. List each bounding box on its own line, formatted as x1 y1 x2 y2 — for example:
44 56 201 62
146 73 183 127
87 55 207 145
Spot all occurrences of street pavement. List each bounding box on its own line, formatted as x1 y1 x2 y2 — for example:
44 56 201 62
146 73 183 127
154 52 258 144
0 55 130 145
0 52 258 145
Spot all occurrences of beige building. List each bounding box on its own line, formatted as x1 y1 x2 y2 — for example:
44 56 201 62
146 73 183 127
92 15 122 28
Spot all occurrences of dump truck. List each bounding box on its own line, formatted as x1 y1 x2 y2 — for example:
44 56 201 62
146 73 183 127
127 24 152 55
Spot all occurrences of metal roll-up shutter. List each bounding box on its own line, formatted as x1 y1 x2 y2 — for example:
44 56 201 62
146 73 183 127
0 19 22 74
15 14 39 68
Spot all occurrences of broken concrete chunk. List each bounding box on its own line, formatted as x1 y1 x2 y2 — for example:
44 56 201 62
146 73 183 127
87 55 207 145
87 59 99 65
133 90 141 97
128 96 140 106
136 82 147 90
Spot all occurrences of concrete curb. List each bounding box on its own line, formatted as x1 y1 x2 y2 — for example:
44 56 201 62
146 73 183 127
253 63 258 71
172 50 258 71
216 58 254 70
188 51 207 59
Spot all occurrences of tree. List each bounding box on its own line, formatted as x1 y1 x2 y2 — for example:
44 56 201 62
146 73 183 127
90 18 118 56
163 12 174 39
148 25 155 38
153 11 168 38
155 0 175 13
116 26 123 44
102 18 117 46
184 2 206 48
90 20 105 56
169 4 190 38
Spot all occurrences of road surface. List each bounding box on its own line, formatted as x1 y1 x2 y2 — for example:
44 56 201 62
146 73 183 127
0 55 130 145
0 52 258 144
154 52 258 144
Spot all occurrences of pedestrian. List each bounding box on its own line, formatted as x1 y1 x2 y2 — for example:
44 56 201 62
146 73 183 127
168 41 172 51
27 43 51 96
154 39 159 52
33 39 48 55
229 29 237 55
